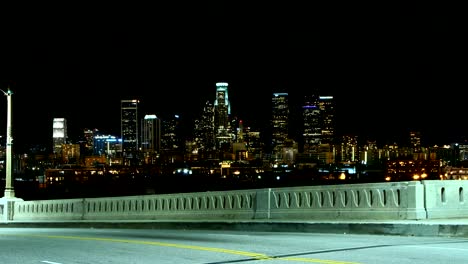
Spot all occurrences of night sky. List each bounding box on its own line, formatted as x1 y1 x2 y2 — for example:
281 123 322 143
1 3 466 152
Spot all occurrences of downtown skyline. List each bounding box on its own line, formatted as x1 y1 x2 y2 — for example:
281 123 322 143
1 3 465 152
1 82 467 155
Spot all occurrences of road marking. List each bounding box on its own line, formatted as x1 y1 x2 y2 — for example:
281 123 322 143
8 234 361 263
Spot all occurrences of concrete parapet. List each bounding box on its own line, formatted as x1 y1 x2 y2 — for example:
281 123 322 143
13 198 84 221
6 180 468 223
268 181 426 220
0 197 24 222
423 180 468 219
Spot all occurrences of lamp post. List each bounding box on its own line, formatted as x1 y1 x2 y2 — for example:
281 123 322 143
1 87 15 198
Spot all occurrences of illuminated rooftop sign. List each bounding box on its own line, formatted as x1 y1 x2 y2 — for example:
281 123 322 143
144 114 157 119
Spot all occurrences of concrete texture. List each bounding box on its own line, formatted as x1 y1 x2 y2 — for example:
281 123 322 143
2 219 468 238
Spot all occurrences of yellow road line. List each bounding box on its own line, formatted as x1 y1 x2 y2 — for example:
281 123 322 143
3 234 361 264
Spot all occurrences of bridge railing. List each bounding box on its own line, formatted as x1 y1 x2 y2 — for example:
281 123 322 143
2 180 468 222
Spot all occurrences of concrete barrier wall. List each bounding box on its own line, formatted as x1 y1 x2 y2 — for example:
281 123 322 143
268 181 427 220
13 199 84 221
422 180 468 219
81 189 269 220
7 180 468 222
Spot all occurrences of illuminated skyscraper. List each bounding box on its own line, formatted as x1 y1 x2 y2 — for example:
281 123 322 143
319 96 335 145
302 95 336 153
193 100 216 158
213 82 231 150
302 94 321 153
160 114 184 165
141 114 161 162
271 92 289 157
52 118 67 155
83 128 99 156
161 114 181 151
121 99 140 165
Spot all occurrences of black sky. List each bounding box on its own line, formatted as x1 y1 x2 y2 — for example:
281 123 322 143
0 3 466 152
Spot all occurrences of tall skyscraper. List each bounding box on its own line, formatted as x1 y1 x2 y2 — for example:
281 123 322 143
160 114 184 165
302 94 322 154
121 99 140 165
302 95 336 153
161 114 181 151
83 128 99 156
52 118 67 155
213 82 231 150
193 100 216 158
319 96 335 145
271 92 289 158
141 114 161 162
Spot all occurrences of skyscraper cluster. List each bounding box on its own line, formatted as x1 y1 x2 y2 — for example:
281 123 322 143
49 82 339 168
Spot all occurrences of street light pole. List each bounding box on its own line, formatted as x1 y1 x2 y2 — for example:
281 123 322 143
1 87 15 198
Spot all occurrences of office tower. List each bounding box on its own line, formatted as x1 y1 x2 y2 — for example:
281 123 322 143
83 128 99 156
161 114 181 151
302 95 336 154
410 131 422 153
271 92 289 159
302 94 322 154
141 114 161 164
193 100 216 158
213 82 232 151
243 127 264 160
52 118 67 156
121 99 140 165
319 96 335 145
160 114 184 165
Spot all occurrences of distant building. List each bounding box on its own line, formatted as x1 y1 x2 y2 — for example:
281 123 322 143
141 114 161 164
318 96 335 145
213 82 232 151
93 134 122 161
61 143 80 164
340 135 358 162
193 100 216 159
302 94 321 153
161 114 181 151
160 114 184 165
83 128 99 156
271 92 290 161
410 130 422 154
52 118 67 156
121 99 140 165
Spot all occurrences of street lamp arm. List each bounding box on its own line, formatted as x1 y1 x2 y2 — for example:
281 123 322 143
0 88 13 96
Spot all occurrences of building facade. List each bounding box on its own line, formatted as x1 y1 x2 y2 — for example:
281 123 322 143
213 82 232 152
121 99 140 165
52 118 67 156
271 92 290 161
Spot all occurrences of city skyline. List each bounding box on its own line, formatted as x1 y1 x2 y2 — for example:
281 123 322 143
1 4 466 151
0 82 466 154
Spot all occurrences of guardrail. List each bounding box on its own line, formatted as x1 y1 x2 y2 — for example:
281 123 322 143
1 180 467 222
